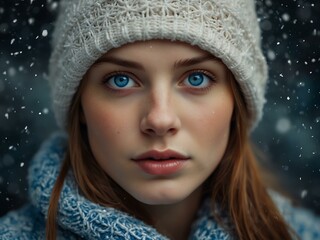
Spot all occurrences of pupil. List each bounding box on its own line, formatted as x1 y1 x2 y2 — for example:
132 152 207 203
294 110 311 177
115 75 129 87
189 73 203 86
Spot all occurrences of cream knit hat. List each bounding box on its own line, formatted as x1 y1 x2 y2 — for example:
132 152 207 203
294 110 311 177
49 0 267 129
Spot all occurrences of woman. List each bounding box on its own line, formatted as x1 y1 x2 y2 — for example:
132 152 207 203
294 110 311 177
0 0 319 239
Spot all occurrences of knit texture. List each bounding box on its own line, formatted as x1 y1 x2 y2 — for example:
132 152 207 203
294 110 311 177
0 133 319 239
48 0 268 129
0 133 231 239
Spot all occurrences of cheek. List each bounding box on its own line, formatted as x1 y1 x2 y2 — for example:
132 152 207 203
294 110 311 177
85 108 117 135
187 95 234 161
81 100 129 156
82 105 132 174
194 101 233 140
82 95 132 136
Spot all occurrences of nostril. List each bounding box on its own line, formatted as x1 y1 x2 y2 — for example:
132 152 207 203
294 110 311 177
142 126 177 137
168 128 177 134
145 128 155 134
140 109 181 137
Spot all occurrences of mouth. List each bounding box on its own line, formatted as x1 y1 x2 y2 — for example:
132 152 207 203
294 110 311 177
133 149 190 161
132 150 190 175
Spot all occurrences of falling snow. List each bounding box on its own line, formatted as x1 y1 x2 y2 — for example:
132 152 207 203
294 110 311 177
41 29 48 37
0 0 319 217
282 13 290 22
301 190 308 199
276 118 291 134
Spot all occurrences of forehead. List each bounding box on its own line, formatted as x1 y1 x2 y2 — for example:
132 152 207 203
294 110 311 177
105 39 212 59
95 40 228 73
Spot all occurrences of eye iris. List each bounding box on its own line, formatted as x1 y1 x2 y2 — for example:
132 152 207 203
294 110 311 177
188 73 204 86
114 75 129 87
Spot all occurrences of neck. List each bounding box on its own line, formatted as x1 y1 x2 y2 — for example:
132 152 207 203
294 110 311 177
141 187 203 240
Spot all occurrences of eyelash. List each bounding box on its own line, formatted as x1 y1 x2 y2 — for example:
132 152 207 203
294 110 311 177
180 70 216 92
102 70 216 93
102 71 139 92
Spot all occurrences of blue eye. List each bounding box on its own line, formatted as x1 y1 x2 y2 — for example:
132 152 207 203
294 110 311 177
184 72 212 88
106 74 136 89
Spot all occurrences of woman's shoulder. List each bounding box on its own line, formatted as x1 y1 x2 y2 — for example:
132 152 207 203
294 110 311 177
269 190 320 239
0 204 46 240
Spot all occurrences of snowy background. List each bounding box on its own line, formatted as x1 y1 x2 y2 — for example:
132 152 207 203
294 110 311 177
0 0 319 217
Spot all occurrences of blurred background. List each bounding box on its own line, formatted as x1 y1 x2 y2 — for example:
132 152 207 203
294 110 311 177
0 0 319 217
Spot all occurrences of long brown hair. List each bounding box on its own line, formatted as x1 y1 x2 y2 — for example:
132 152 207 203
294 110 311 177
46 73 297 239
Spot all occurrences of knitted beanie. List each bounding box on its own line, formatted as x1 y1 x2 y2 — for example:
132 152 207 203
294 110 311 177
49 0 268 130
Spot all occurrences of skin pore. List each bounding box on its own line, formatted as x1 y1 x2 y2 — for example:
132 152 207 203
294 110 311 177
81 40 234 240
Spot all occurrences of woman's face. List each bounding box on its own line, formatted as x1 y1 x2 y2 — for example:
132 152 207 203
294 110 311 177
81 40 234 205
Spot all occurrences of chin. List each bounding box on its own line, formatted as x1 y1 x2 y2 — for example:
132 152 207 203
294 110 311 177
131 189 192 206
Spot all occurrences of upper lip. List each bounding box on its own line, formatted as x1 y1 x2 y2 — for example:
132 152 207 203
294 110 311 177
132 150 190 161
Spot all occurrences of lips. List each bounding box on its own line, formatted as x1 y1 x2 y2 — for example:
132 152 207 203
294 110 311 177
132 150 190 175
133 150 190 161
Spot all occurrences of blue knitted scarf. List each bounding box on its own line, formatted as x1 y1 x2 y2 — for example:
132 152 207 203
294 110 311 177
1 132 319 239
27 132 231 239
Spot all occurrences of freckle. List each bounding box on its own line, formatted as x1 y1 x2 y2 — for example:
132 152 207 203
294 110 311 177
117 131 120 135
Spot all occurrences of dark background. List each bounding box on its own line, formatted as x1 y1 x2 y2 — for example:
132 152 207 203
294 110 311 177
0 0 319 217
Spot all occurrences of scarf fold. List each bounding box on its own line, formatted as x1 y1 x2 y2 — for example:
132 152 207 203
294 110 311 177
28 132 231 239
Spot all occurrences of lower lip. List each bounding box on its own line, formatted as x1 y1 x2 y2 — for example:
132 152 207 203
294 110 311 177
135 159 187 175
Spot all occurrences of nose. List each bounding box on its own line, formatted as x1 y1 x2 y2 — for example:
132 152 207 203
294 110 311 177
140 91 181 137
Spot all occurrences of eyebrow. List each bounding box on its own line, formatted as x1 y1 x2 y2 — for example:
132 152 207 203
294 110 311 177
93 54 220 70
173 55 220 68
94 56 144 70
